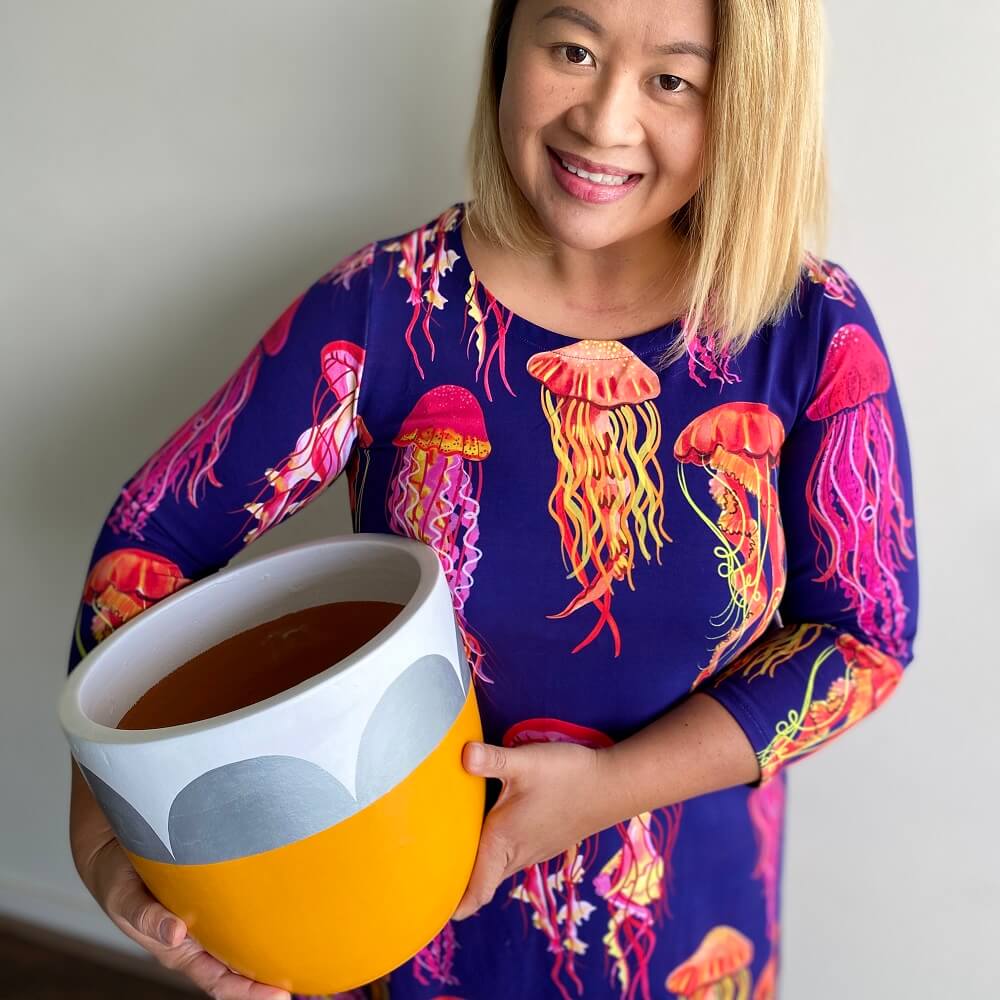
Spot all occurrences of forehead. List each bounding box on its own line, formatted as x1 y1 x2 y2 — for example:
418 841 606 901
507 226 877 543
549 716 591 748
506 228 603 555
524 0 716 47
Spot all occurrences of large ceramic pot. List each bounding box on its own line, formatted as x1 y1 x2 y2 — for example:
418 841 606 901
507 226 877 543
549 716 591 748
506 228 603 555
58 534 485 994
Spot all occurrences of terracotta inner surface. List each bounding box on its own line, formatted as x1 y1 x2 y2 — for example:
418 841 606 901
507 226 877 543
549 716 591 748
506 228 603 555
116 600 404 730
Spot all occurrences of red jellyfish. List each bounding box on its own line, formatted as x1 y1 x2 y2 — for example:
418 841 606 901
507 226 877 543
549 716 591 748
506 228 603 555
747 776 785 1000
110 295 303 539
78 548 189 653
665 925 755 999
592 804 682 1000
382 205 462 379
527 340 670 657
674 402 787 689
387 385 492 685
503 719 609 1000
242 339 366 543
804 323 916 658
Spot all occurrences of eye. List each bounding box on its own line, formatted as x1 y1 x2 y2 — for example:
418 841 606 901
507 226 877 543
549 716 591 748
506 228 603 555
554 43 596 68
656 74 691 94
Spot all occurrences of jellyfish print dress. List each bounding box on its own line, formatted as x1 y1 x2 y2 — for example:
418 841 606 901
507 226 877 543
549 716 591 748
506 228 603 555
67 200 920 1000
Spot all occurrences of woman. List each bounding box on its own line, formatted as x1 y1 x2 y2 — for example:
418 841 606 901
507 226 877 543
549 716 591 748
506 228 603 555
67 1 919 998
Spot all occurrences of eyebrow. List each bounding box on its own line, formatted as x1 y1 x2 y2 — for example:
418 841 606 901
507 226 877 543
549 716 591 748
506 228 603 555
538 5 715 63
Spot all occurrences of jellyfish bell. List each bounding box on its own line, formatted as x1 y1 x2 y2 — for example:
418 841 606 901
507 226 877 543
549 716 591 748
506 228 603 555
666 925 755 1000
805 323 890 421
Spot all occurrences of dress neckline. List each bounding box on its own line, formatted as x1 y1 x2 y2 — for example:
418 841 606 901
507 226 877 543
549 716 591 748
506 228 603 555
451 201 686 358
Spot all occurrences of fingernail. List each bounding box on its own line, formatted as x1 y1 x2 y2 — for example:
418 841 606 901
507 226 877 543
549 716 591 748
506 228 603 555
467 743 484 767
158 919 175 945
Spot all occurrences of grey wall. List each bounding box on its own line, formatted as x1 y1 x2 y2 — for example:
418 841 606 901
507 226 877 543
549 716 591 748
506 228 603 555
1 1 995 995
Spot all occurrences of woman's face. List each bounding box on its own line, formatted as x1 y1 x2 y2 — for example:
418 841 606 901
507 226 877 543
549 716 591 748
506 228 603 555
499 0 715 253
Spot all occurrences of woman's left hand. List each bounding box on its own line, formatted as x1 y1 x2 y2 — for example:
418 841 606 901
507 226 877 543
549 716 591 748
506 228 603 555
451 740 626 921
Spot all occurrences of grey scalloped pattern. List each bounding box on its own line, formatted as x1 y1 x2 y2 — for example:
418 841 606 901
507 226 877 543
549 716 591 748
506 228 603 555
354 653 465 808
167 756 356 864
454 618 472 695
79 764 174 863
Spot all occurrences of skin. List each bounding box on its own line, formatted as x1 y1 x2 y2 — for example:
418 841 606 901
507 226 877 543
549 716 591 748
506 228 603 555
463 0 716 339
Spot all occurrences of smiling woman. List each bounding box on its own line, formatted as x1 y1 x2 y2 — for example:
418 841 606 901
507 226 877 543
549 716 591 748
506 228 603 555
63 1 919 999
466 0 827 367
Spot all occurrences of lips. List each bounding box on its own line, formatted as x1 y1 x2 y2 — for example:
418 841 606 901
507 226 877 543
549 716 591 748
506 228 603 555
548 146 640 178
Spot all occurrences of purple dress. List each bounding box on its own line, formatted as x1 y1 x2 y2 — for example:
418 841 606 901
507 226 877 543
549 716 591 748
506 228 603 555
68 200 919 1000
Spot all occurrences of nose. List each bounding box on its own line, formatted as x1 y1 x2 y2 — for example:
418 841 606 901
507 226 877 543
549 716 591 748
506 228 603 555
564 67 643 152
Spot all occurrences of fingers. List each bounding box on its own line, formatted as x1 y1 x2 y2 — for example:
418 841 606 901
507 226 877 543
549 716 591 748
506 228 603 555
452 824 515 921
90 839 290 999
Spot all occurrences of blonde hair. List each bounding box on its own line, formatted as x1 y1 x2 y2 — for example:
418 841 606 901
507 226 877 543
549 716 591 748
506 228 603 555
464 0 829 371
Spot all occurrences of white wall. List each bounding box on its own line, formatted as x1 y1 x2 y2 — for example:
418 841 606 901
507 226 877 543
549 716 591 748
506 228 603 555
1 1 995 995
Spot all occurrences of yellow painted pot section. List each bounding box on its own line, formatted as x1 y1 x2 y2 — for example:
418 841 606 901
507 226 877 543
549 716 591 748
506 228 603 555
128 683 484 995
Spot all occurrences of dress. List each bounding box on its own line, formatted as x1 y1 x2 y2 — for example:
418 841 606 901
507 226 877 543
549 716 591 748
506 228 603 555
67 200 920 1000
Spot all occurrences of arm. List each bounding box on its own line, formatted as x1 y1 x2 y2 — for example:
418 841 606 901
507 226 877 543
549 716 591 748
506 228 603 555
608 260 919 806
67 243 376 673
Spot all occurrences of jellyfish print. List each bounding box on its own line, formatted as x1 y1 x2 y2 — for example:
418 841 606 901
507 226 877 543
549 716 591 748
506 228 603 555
803 252 857 308
665 925 755 999
592 804 682 1000
804 323 916 657
503 718 611 1000
109 295 303 538
751 628 904 782
346 415 374 533
77 548 189 653
747 777 785 1000
381 205 462 379
413 921 460 988
242 339 366 543
674 403 787 690
462 267 516 401
320 242 377 290
387 385 492 685
527 340 670 657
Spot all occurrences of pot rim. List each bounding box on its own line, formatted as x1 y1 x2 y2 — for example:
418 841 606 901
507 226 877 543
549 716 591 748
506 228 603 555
58 533 442 746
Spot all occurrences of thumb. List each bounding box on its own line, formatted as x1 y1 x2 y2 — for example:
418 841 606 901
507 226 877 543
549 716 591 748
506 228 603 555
463 741 514 778
112 868 186 946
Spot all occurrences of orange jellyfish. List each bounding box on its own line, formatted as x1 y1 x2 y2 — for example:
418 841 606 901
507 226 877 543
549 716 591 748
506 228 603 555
754 629 904 782
79 548 189 652
462 267 516 401
382 205 462 379
110 294 302 539
674 402 787 689
747 776 785 1000
666 925 755 1000
503 718 611 1000
592 804 682 1000
804 323 916 658
387 386 492 685
527 340 670 657
242 339 366 543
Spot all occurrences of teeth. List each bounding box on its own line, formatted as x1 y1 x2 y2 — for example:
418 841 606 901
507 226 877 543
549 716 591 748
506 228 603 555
560 158 629 186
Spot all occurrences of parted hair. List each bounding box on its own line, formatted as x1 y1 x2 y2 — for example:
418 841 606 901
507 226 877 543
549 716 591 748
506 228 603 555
464 0 829 370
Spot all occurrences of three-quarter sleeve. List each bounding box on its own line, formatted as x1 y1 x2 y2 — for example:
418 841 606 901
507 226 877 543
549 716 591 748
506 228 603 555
702 260 920 786
67 243 377 674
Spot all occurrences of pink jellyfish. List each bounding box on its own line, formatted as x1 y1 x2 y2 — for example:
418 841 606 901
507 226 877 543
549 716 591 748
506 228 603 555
804 324 916 657
387 385 492 685
242 339 366 543
110 295 302 538
803 252 857 308
502 718 609 1000
412 922 460 988
593 805 682 1000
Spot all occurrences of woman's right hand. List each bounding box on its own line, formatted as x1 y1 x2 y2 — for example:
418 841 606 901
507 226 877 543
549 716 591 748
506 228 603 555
70 759 291 1000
